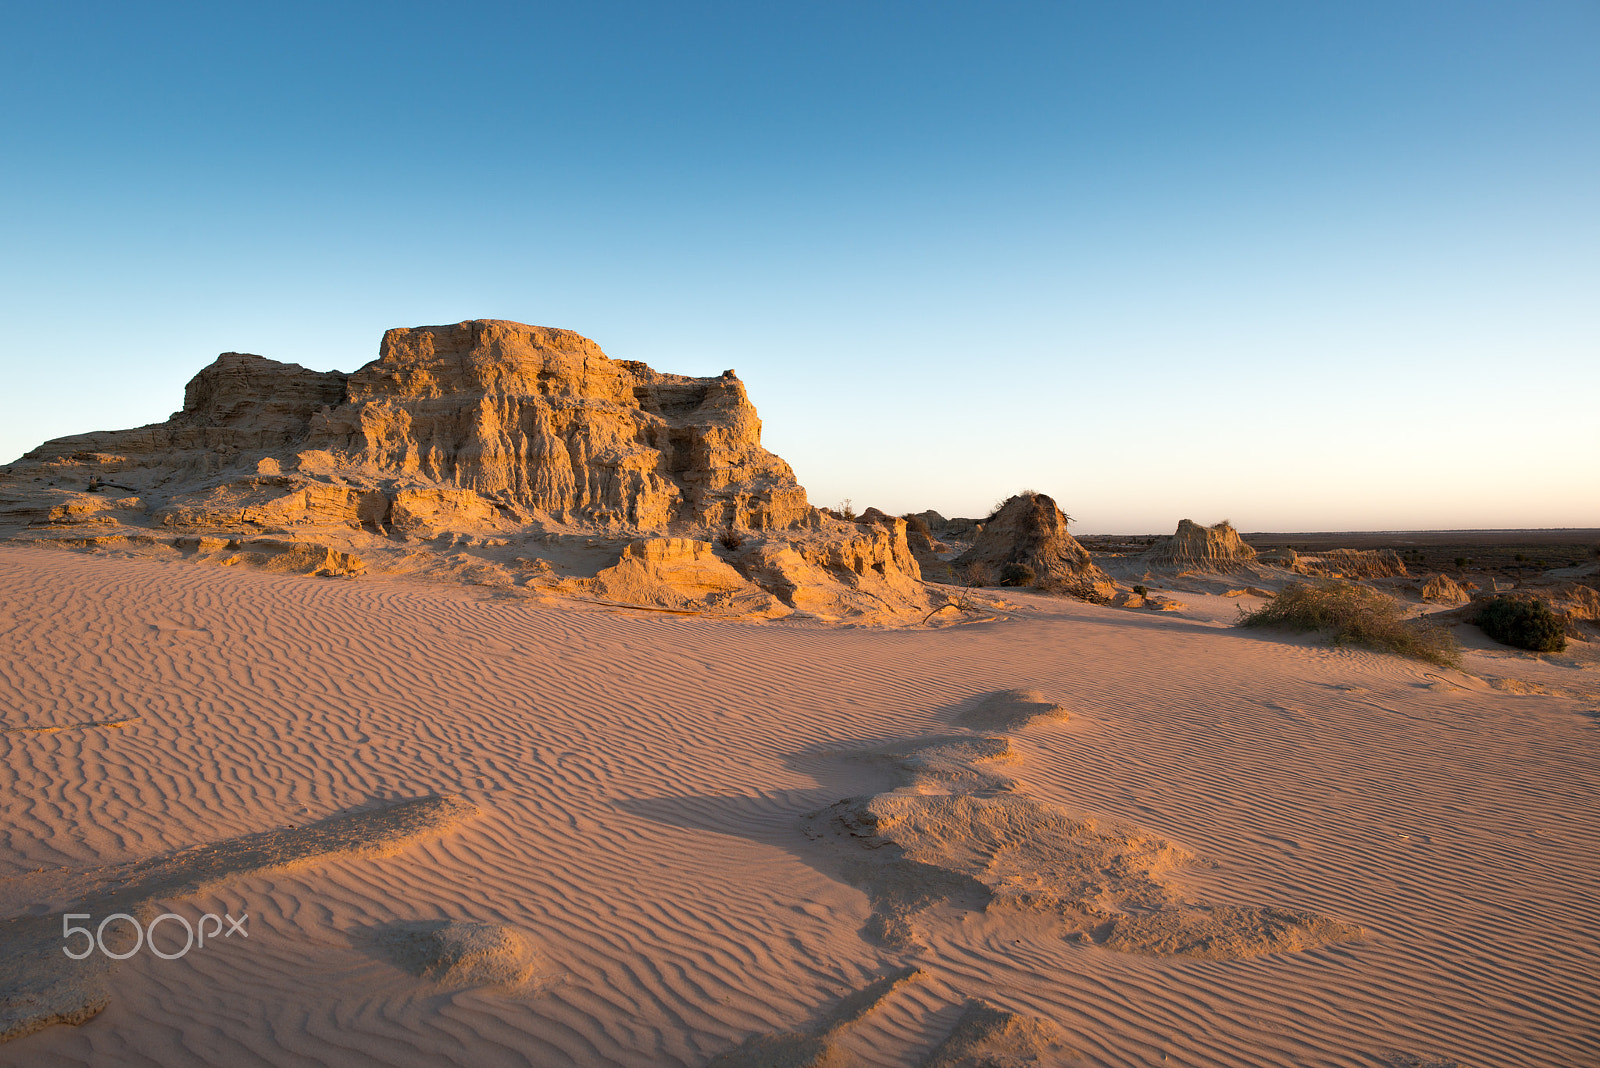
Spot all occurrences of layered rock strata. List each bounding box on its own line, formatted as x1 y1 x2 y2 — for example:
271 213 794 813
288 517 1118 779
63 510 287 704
1142 519 1259 572
2 320 932 623
954 493 1112 597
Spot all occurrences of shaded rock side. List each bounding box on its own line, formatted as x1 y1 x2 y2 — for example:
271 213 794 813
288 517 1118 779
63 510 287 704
1142 519 1259 572
953 493 1109 590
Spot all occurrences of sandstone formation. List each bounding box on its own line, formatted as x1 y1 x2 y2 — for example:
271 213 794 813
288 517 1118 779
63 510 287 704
857 507 949 572
953 493 1112 598
1420 573 1471 605
1143 519 1259 572
2 320 934 624
1296 548 1409 579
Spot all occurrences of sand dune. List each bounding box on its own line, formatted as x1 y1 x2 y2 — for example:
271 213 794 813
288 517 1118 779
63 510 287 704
1 544 1598 1065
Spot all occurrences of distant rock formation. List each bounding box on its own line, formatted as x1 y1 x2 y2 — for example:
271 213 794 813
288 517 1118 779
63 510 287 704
1296 549 1408 580
2 320 935 624
1420 573 1470 605
855 507 948 572
1142 519 1259 572
954 493 1111 597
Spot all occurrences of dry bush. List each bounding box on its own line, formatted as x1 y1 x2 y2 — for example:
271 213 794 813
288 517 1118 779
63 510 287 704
716 527 745 551
960 561 996 587
998 562 1036 587
1475 596 1567 653
1238 581 1461 667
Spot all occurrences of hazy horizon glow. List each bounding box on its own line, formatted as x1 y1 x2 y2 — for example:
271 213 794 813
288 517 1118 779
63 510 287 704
2 2 1595 533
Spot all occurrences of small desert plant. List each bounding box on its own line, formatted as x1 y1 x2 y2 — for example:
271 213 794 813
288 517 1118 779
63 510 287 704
1454 557 1469 568
716 527 745 551
900 513 933 537
960 561 996 587
835 498 856 521
1238 581 1461 667
1475 597 1567 653
1132 584 1148 596
998 562 1036 587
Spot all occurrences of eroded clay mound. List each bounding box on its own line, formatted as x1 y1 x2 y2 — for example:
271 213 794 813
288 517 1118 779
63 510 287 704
1142 519 1259 572
1421 573 1470 605
954 494 1111 596
1296 549 1409 579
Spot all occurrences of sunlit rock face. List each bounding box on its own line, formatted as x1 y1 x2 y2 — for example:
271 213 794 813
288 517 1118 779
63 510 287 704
5 319 941 624
305 320 817 531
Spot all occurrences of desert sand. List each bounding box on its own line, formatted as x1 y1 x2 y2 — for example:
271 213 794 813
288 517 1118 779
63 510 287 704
2 542 1598 1066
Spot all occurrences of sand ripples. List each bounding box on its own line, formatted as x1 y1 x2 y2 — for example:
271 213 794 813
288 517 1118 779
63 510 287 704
1 547 1596 1065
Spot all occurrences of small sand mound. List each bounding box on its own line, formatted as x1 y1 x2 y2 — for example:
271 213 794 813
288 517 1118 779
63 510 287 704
1101 904 1362 959
808 732 1361 957
955 689 1068 732
921 999 1070 1068
0 795 475 1044
855 734 1018 795
373 920 548 989
709 967 923 1068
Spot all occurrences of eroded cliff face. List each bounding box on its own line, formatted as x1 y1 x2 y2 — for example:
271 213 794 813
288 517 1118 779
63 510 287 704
3 320 935 624
299 321 813 531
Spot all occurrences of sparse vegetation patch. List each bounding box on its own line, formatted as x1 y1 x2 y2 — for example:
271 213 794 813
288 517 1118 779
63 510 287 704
1238 581 1461 667
1475 596 1567 653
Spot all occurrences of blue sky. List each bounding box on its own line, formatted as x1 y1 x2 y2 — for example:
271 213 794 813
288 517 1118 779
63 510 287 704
3 1 1595 532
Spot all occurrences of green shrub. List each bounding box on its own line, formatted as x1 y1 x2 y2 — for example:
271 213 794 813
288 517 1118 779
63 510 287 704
1133 584 1148 596
1454 557 1469 568
1238 581 1461 667
998 562 1036 587
1475 597 1567 653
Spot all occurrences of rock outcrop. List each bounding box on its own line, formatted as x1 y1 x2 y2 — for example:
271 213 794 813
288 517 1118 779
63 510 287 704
1142 519 1259 572
1420 573 1470 605
1296 549 1408 579
2 320 936 624
953 493 1112 598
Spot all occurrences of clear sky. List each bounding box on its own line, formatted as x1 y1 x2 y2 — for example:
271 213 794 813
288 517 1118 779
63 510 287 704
2 2 1595 533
